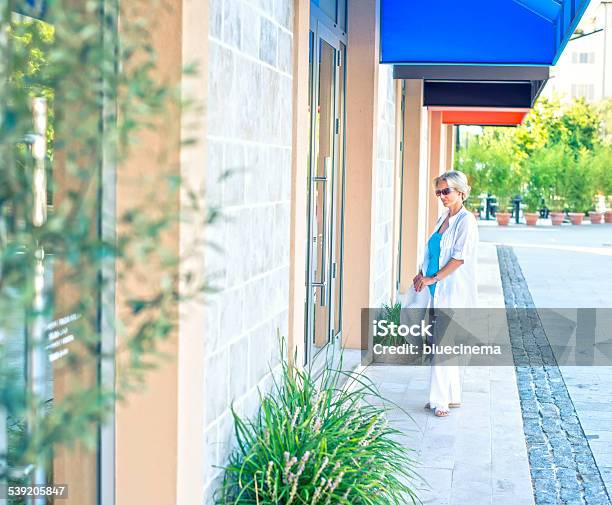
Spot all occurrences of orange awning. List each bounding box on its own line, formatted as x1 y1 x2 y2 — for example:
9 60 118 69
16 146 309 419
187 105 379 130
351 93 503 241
429 107 530 126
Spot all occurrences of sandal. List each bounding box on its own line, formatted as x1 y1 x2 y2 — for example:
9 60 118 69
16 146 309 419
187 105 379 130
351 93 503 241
434 408 450 417
424 402 460 409
434 408 449 417
424 403 450 417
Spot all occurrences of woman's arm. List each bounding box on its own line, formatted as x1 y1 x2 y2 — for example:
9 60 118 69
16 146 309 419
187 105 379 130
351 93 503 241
414 258 464 292
414 214 477 292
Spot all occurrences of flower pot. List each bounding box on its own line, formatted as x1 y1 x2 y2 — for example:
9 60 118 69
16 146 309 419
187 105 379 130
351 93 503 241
568 212 585 225
496 212 511 226
589 211 603 224
524 212 539 226
550 212 565 226
605 211 612 224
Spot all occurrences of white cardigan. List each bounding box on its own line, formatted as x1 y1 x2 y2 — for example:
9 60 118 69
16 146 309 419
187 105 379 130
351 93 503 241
420 206 479 309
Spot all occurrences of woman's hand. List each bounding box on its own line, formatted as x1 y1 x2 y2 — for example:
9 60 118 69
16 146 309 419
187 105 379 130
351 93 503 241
412 272 423 290
414 275 435 292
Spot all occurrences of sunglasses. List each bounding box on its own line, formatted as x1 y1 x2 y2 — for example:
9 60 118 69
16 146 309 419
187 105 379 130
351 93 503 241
435 187 456 197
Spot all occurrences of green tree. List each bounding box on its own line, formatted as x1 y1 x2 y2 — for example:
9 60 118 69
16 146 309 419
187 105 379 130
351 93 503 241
516 97 602 158
455 96 608 211
556 99 602 154
514 98 558 158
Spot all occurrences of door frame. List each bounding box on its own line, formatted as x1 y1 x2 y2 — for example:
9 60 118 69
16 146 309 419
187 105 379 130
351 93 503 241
305 15 347 374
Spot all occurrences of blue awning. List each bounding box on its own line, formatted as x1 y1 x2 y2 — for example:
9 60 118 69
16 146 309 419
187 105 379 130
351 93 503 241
381 0 592 66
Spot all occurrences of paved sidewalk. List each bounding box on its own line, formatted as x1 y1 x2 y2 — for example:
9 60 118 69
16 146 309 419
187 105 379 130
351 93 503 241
360 243 534 505
498 245 609 504
481 223 612 499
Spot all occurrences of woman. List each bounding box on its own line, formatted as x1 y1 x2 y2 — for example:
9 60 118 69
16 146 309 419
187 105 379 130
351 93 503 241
413 170 479 417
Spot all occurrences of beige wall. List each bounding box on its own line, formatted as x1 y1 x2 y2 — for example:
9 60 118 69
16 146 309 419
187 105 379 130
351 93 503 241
115 1 183 504
343 0 380 348
177 0 208 503
288 0 310 366
115 1 210 504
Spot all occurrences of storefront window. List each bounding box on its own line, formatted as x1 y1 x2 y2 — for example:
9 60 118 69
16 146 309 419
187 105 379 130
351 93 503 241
1 7 106 504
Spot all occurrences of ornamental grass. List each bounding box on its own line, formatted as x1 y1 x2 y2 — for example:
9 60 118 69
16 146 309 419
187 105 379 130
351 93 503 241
217 341 419 504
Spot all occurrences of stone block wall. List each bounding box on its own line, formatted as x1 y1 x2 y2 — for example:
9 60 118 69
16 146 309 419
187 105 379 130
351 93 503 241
370 65 397 308
204 0 293 500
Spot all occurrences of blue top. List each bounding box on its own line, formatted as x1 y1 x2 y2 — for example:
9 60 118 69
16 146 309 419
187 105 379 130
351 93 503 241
426 227 443 297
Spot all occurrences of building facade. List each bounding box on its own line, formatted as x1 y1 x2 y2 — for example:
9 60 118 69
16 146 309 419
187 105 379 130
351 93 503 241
543 0 612 102
1 0 591 504
115 1 454 502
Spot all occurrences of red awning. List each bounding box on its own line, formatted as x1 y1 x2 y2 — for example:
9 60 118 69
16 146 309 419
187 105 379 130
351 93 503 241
429 107 530 126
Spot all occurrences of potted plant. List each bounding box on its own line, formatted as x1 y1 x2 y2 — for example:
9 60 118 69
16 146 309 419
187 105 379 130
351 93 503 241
549 211 565 225
566 193 590 225
548 199 566 226
567 211 584 225
478 137 520 226
522 191 541 226
588 207 603 224
548 187 566 226
495 196 512 225
524 145 569 226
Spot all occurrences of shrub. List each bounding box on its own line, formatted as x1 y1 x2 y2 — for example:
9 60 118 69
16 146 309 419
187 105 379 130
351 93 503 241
217 343 419 505
374 302 403 346
564 150 596 213
523 144 571 211
495 195 512 213
455 128 521 204
522 190 542 213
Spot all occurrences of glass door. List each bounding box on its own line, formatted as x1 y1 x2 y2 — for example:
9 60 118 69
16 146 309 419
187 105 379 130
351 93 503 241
305 21 346 371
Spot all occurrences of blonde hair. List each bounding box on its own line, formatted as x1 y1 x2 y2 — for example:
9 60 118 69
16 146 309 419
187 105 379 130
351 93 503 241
433 171 471 201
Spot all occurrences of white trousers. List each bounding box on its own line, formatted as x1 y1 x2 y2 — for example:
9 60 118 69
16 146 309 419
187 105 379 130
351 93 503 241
428 363 461 410
427 305 462 410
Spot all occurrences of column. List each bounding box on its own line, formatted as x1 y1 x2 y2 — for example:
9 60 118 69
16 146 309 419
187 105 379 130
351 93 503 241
398 80 430 292
343 0 380 348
